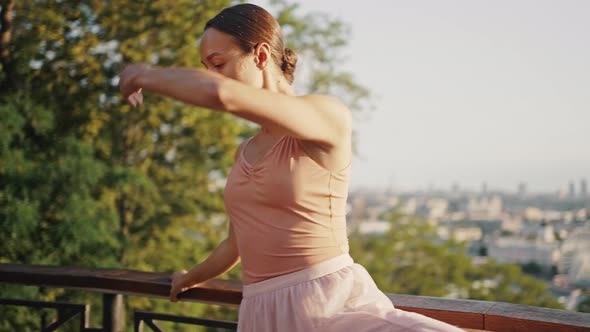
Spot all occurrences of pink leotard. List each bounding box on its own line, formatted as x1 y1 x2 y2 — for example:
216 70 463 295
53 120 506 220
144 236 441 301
224 135 350 284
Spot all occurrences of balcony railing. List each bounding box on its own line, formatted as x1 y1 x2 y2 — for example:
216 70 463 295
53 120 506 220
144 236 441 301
1 263 589 331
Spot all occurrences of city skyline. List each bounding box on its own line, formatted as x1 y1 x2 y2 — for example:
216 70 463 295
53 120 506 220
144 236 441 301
252 0 590 192
355 177 590 196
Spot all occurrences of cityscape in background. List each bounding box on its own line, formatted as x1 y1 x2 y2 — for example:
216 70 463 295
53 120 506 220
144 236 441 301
346 178 590 311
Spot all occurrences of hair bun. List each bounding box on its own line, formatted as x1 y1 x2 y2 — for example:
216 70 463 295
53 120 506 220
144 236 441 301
281 47 298 84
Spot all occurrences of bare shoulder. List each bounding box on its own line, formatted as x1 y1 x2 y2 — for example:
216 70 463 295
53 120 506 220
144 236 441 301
295 95 352 171
299 94 352 133
300 94 350 114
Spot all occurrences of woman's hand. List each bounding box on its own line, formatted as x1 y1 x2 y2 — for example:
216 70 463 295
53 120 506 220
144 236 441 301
169 270 190 302
119 63 151 107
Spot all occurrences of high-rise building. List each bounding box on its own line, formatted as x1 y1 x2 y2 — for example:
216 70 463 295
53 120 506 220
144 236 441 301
569 181 576 198
581 179 588 198
518 182 527 197
452 182 460 195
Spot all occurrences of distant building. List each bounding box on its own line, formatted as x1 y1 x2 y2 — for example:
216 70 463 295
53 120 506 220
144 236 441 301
569 181 576 198
576 208 587 221
488 237 559 269
438 225 482 242
524 207 543 221
451 182 460 195
518 182 527 197
467 195 502 217
524 221 557 241
501 216 522 233
400 198 417 215
538 223 556 243
559 226 590 287
581 179 588 198
357 220 390 236
426 198 448 220
441 218 502 237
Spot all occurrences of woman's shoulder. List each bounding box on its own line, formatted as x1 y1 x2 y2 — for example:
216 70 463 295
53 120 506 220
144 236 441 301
293 93 352 137
298 94 350 115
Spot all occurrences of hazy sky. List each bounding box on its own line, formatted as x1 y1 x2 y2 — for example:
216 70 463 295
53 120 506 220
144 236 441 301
251 0 590 193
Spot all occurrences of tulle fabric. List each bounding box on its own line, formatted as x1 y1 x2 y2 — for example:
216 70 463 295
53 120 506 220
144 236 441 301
238 254 465 332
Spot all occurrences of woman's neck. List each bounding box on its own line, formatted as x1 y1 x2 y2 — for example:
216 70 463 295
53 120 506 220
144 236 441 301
259 69 294 137
262 69 295 96
277 78 295 96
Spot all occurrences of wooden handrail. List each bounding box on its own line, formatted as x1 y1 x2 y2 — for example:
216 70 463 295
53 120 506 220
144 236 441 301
1 263 589 332
0 263 242 305
387 294 590 332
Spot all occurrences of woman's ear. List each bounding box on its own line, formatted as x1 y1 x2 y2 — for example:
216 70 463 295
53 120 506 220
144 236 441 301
254 42 271 69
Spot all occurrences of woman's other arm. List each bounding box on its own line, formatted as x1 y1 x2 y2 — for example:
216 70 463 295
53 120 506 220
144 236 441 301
169 224 239 302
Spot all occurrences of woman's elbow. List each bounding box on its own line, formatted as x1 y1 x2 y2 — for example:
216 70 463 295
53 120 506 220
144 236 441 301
215 78 242 113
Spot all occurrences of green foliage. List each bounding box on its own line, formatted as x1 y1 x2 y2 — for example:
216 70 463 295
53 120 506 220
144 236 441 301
0 0 369 330
579 295 590 313
349 213 564 309
520 261 543 275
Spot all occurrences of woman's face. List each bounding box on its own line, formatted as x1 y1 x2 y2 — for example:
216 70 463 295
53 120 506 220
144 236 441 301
199 28 263 88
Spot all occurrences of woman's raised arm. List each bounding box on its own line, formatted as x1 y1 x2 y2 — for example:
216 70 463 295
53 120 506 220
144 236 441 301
120 64 351 148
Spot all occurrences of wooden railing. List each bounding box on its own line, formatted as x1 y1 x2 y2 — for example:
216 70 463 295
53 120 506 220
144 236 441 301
1 263 589 331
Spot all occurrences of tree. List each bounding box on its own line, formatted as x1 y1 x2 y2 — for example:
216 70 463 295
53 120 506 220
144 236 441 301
349 212 563 309
578 295 590 313
0 0 370 330
520 261 543 275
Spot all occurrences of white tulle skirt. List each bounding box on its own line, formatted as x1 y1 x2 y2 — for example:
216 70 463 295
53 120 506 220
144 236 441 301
238 254 465 332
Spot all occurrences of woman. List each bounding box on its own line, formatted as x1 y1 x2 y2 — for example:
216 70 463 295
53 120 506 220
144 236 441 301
119 4 466 332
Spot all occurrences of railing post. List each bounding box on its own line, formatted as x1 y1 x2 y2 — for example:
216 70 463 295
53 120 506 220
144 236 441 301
134 316 144 332
83 303 91 330
102 294 124 332
41 311 48 330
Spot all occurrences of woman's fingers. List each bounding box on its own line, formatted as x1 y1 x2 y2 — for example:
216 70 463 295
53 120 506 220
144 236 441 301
127 90 143 107
169 270 189 302
169 283 180 302
127 93 137 107
136 88 143 104
170 284 187 302
126 94 135 107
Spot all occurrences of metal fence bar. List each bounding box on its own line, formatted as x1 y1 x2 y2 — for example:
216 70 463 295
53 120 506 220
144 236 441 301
1 298 87 331
43 308 82 332
134 310 238 331
143 318 164 332
134 315 144 332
